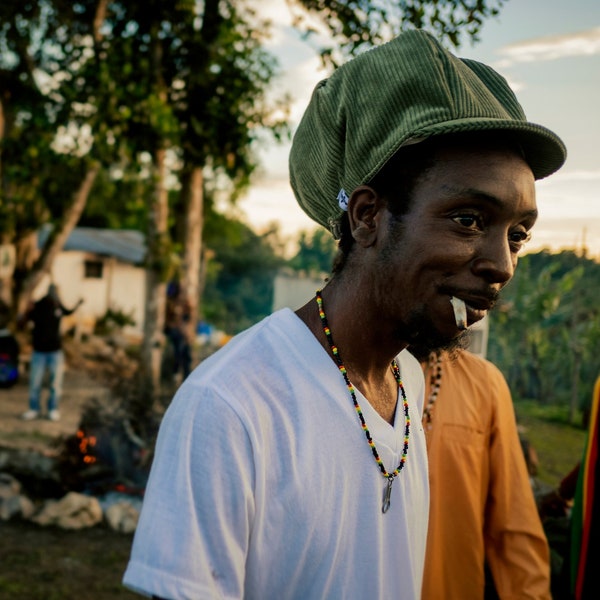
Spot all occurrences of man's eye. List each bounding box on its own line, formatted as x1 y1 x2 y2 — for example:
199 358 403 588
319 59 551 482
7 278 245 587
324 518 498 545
452 214 483 230
509 230 532 251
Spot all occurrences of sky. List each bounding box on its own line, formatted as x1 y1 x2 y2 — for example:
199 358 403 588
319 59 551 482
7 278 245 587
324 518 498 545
236 0 600 260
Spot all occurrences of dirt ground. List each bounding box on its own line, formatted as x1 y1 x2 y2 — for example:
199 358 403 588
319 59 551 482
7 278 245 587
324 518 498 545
0 363 142 599
0 368 110 453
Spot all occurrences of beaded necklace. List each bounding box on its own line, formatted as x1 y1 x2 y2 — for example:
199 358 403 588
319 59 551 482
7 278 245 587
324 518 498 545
422 353 442 430
315 289 410 514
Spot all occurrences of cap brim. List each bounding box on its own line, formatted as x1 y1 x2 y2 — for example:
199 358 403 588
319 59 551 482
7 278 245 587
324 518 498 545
409 118 567 180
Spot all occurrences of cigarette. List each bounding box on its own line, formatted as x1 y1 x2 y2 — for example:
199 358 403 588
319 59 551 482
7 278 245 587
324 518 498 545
450 297 467 330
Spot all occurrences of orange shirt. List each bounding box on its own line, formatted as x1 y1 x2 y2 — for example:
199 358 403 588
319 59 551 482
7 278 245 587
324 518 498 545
421 350 551 600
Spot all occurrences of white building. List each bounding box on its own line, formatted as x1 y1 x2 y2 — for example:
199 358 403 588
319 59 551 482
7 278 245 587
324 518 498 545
35 227 147 341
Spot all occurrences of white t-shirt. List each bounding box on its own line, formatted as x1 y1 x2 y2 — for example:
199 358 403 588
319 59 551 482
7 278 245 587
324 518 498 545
123 309 429 599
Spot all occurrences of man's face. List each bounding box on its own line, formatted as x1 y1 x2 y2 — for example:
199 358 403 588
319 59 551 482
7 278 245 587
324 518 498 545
373 143 537 352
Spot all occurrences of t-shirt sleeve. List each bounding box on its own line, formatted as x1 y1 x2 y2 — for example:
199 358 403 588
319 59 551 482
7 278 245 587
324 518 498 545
123 384 256 600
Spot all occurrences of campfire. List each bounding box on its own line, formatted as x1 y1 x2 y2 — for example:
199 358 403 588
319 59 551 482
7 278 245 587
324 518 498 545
57 395 156 497
77 429 98 465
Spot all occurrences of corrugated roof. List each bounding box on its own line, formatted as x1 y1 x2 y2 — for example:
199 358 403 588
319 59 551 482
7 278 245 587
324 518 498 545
38 226 146 265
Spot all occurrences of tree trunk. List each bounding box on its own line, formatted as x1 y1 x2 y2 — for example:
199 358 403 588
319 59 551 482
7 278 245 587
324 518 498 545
140 147 169 397
198 246 212 316
14 164 99 317
0 94 14 306
180 165 204 354
138 19 171 400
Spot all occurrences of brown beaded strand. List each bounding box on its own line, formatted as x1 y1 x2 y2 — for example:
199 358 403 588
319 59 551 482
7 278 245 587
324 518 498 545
422 353 442 430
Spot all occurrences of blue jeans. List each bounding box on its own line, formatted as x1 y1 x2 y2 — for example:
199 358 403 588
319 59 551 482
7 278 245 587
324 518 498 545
28 350 65 412
165 327 191 378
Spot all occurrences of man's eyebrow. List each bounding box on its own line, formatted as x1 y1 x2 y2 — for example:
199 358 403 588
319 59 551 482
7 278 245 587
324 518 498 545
442 186 539 220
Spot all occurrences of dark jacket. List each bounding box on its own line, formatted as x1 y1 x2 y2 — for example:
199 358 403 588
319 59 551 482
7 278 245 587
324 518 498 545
28 295 78 352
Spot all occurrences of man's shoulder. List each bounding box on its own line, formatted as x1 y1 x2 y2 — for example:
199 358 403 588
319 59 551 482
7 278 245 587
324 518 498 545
196 309 305 375
452 348 485 365
453 350 505 380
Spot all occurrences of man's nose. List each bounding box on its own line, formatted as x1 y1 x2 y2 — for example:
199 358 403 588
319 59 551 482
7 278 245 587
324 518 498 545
470 234 516 285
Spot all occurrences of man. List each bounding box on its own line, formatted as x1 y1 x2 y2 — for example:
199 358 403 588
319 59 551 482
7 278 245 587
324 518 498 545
123 30 565 599
164 284 193 383
0 299 20 388
20 283 83 422
413 348 551 599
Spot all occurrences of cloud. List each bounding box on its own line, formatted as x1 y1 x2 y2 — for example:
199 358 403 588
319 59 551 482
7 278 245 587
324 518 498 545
496 27 600 67
528 215 600 258
537 169 600 185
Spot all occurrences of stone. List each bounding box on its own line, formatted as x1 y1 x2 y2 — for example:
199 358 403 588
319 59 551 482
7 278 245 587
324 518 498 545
0 472 35 521
105 500 139 534
32 491 103 529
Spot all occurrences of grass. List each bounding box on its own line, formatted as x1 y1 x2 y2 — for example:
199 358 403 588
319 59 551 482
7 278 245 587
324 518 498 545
0 399 588 598
0 521 138 600
514 400 587 488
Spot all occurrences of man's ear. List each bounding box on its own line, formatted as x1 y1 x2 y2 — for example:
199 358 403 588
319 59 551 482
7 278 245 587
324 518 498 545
348 186 385 247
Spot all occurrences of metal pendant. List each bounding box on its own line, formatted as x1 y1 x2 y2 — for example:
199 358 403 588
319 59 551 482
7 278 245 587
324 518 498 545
382 477 394 513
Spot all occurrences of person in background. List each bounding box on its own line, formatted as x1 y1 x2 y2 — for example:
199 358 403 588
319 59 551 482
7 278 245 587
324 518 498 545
19 283 83 421
410 348 551 599
123 29 566 600
164 283 193 383
566 373 600 599
534 376 600 600
0 299 20 389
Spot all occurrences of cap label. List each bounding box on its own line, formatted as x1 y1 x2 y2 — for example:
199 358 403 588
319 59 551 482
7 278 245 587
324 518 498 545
337 188 349 210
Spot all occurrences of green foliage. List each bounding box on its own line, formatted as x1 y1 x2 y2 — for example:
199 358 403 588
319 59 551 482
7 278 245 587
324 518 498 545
488 250 600 418
290 0 507 65
145 231 180 282
0 0 94 240
1 0 512 351
77 168 151 230
0 0 294 351
202 212 286 333
514 400 586 487
174 2 289 181
94 307 137 335
288 228 337 275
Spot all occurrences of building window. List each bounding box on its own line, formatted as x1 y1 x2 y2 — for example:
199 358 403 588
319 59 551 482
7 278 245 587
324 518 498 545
84 260 104 279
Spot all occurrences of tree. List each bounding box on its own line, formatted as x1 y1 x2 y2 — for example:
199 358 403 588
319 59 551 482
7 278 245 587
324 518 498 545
289 0 507 65
0 0 102 312
202 212 285 334
1 0 287 394
488 250 600 424
288 228 337 276
167 1 289 371
0 0 510 397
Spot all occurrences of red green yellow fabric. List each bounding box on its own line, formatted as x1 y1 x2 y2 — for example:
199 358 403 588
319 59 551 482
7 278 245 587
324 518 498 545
570 375 600 599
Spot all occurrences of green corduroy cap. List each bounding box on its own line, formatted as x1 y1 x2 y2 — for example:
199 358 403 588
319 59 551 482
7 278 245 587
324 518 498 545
289 29 567 237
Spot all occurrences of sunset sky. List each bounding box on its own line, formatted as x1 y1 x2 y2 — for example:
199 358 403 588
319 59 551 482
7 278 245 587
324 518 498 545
238 0 600 259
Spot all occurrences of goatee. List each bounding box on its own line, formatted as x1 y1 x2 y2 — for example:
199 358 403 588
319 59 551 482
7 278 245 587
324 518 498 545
396 309 470 362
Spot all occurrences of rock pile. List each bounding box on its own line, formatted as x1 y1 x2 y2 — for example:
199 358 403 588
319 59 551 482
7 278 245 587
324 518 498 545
0 472 141 533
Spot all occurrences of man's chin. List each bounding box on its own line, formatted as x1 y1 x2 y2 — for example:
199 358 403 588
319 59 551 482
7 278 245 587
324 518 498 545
406 330 470 362
396 309 471 361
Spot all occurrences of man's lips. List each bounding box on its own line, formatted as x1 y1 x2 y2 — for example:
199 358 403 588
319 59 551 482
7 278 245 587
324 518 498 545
462 295 495 312
464 302 488 325
449 294 496 328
